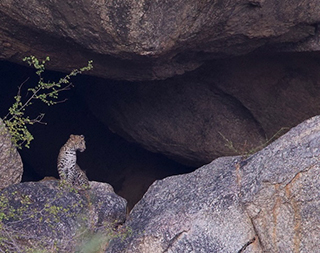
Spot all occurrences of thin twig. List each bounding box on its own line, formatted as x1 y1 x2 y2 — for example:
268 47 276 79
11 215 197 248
17 77 30 97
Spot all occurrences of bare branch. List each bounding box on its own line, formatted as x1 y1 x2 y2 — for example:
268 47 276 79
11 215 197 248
17 77 30 97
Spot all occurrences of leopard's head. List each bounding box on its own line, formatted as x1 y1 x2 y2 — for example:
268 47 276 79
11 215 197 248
69 134 86 152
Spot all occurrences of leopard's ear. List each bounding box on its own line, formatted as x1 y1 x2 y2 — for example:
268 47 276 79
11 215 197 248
80 135 84 138
70 134 75 138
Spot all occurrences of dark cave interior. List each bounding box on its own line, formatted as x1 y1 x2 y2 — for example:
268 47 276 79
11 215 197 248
0 60 196 210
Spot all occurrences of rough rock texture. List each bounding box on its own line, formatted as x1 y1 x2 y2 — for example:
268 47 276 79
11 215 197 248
84 52 320 166
2 0 320 167
84 73 266 166
108 157 262 253
1 0 320 80
107 116 320 252
0 118 23 190
212 53 320 138
0 180 127 252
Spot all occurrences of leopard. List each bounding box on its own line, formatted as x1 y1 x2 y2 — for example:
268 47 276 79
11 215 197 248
57 134 90 190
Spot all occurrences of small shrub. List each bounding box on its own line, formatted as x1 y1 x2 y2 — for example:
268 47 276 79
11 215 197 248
1 56 93 149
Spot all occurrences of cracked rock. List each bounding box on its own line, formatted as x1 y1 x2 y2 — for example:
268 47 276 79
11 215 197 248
1 0 320 80
106 115 320 252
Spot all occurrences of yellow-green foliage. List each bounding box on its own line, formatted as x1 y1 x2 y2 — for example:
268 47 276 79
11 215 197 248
0 186 131 253
2 56 93 149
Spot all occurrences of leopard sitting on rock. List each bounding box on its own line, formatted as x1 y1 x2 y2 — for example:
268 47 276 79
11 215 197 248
57 134 90 190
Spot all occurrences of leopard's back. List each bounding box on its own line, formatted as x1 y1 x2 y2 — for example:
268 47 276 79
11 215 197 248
69 164 90 190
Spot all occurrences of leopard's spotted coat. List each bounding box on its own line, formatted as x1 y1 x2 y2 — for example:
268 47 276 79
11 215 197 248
57 134 90 190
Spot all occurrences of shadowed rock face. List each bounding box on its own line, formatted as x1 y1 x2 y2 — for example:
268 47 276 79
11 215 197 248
106 115 320 253
0 118 23 190
1 0 319 80
211 53 320 138
83 52 320 166
84 72 266 166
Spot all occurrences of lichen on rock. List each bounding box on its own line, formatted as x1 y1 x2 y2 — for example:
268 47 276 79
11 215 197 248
0 118 23 190
0 180 128 252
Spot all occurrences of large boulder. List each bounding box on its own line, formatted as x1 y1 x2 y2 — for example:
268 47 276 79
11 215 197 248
84 73 266 166
0 1 320 80
212 53 320 138
84 52 320 166
107 115 320 252
0 118 23 190
0 180 127 252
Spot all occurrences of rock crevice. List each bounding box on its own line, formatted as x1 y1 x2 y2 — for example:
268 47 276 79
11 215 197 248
106 115 320 252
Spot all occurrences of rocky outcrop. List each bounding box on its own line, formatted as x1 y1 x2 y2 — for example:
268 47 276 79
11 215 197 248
107 115 320 252
0 180 127 252
0 118 23 190
2 0 320 166
1 1 320 80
